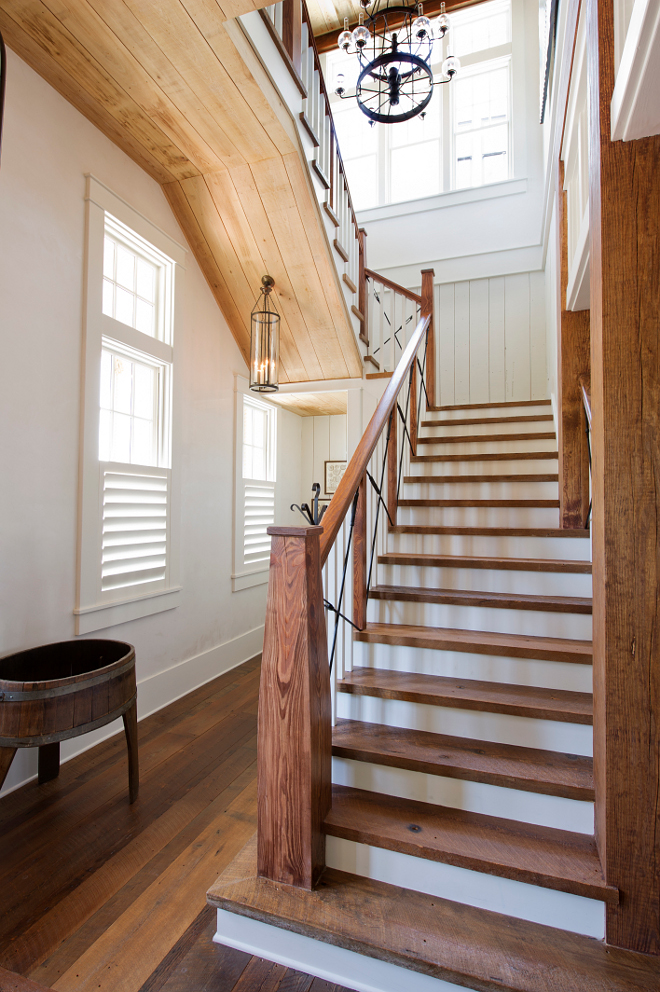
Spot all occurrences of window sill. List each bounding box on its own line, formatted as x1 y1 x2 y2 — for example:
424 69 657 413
74 587 182 635
232 569 269 592
356 178 528 224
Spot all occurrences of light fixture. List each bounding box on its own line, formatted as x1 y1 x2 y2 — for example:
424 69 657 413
335 1 459 124
249 275 280 392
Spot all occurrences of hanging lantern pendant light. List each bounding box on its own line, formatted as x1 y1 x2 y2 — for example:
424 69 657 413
249 275 280 392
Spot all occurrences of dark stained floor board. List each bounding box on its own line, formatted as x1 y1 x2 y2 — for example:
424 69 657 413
404 473 560 483
398 499 560 507
209 836 660 992
422 415 555 427
392 525 588 537
332 719 595 800
0 968 53 992
412 451 559 462
378 552 592 573
354 622 593 663
369 584 592 613
325 785 615 902
428 399 552 412
339 667 593 723
416 432 556 445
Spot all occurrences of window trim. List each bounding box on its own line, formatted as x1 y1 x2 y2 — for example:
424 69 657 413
76 175 186 635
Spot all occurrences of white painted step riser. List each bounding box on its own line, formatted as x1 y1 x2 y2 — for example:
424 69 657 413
389 533 591 560
335 693 593 756
402 480 559 500
417 438 557 457
410 458 559 476
377 563 592 598
351 641 592 693
331 756 594 834
325 837 604 939
397 507 560 528
420 421 554 438
366 599 592 640
429 403 552 422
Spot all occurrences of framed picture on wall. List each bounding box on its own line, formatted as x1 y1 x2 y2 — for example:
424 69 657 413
325 460 347 495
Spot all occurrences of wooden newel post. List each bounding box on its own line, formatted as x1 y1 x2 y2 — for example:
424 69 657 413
421 268 435 409
257 525 331 890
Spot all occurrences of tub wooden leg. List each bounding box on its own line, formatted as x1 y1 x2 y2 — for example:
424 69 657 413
123 699 139 804
0 747 17 790
38 742 60 784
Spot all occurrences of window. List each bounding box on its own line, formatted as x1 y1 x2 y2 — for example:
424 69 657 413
326 0 512 209
233 383 277 591
76 176 185 634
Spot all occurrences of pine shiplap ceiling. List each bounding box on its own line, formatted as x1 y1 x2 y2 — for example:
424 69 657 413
0 0 362 382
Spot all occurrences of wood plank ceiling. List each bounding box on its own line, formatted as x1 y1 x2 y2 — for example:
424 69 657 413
0 0 363 382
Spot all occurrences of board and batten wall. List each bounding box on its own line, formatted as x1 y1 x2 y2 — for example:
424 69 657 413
300 415 348 505
411 272 548 407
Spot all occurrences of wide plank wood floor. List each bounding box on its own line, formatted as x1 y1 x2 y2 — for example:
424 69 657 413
0 656 350 992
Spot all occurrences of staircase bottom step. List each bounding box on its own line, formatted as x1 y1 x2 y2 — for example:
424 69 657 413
208 835 660 992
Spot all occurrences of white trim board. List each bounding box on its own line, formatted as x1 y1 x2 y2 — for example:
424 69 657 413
611 0 660 141
0 625 264 798
214 909 479 992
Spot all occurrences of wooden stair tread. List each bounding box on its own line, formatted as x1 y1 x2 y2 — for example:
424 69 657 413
417 432 556 445
392 525 589 537
378 552 592 573
209 837 660 992
369 584 592 613
413 451 559 462
422 414 555 427
325 786 614 902
354 623 592 663
332 719 595 800
428 398 552 412
404 472 559 483
398 498 560 507
339 665 593 722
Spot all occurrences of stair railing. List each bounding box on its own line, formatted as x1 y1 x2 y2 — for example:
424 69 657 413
579 373 592 528
257 306 432 891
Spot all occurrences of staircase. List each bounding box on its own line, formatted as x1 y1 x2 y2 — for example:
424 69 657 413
209 398 660 990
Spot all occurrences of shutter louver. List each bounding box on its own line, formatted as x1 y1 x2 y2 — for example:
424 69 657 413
243 482 275 565
101 469 169 592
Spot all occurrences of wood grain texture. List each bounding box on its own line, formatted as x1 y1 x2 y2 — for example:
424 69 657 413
421 269 435 409
391 526 588 537
352 477 367 631
368 584 592 614
386 406 397 525
332 720 595 800
325 785 615 902
258 528 331 889
412 451 559 463
338 667 593 723
429 399 552 412
586 0 660 954
423 415 555 428
209 836 660 992
416 432 556 445
378 553 592 574
398 498 560 507
403 473 559 483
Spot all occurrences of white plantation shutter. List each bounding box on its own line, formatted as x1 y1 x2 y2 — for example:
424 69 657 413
243 482 275 566
101 467 170 593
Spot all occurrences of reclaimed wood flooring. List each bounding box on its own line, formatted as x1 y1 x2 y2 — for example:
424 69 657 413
0 656 350 992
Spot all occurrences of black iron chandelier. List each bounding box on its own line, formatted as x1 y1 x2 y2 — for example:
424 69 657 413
335 1 459 124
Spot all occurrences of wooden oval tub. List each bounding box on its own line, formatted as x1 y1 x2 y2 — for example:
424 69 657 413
0 639 138 802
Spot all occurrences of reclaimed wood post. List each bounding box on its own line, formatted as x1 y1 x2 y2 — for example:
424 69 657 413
421 268 435 409
352 475 367 629
358 228 368 345
410 360 418 456
387 407 398 525
257 525 331 890
282 0 302 76
557 164 590 529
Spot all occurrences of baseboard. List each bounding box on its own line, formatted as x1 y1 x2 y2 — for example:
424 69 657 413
0 625 264 797
213 909 476 992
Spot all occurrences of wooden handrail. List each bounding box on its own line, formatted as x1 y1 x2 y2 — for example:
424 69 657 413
364 268 423 305
579 373 592 429
319 314 431 564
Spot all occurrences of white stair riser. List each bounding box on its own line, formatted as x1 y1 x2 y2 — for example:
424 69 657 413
417 438 557 456
325 837 605 939
366 599 592 640
389 533 591 560
430 404 552 422
410 458 559 476
396 507 560 528
331 756 594 834
377 563 592 598
336 693 593 755
351 641 592 693
402 480 559 500
420 421 554 438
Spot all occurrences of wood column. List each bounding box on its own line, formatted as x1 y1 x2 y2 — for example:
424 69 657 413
587 0 660 954
410 361 418 456
352 475 367 629
358 228 368 345
257 526 331 890
387 407 398 525
557 165 590 528
282 0 302 76
421 269 435 409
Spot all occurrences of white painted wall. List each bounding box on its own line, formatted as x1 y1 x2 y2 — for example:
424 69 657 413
300 415 348 503
0 50 267 795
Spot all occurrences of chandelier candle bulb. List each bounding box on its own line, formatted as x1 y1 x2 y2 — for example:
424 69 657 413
338 16 352 51
436 1 450 39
